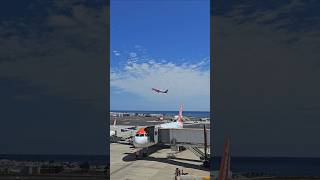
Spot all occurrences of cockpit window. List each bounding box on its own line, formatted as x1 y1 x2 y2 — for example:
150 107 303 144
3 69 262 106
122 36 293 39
136 134 145 137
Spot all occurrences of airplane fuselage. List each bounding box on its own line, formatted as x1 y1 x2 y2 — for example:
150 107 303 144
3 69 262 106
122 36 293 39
133 105 183 148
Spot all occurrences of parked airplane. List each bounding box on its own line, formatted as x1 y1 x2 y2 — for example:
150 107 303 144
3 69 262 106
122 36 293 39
152 88 168 94
133 105 183 148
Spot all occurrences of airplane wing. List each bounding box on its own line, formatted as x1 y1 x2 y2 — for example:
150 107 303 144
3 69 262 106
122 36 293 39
152 88 160 93
152 88 168 94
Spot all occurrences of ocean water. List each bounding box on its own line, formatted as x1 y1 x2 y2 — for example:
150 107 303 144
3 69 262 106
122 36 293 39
212 157 320 176
111 110 210 118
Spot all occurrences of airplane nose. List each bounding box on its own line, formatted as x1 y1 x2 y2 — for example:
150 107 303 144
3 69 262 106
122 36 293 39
133 137 148 147
110 130 115 136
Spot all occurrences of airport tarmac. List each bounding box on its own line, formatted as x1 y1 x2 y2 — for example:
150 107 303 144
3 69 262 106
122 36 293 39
110 143 209 180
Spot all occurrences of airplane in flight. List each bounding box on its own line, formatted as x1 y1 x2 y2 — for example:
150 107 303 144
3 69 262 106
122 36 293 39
151 88 168 94
133 105 183 148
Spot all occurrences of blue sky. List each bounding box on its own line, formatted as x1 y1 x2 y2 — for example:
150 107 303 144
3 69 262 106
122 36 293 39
110 0 210 111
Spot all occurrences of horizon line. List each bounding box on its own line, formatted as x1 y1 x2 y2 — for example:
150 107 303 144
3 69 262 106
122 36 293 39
110 109 211 112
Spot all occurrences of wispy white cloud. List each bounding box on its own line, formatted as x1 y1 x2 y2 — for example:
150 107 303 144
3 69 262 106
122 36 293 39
129 52 137 57
112 50 121 56
111 52 210 109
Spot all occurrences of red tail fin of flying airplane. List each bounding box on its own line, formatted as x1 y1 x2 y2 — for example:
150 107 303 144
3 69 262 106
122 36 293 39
219 136 231 180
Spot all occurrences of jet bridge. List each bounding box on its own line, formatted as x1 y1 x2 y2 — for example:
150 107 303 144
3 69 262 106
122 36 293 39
158 128 210 163
158 128 210 147
133 126 211 165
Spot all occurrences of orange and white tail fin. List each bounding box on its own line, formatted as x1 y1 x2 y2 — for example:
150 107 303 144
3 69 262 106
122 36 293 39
219 136 231 180
178 105 183 123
